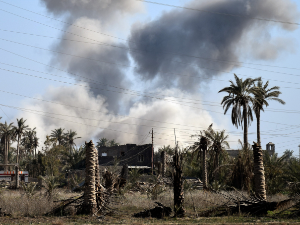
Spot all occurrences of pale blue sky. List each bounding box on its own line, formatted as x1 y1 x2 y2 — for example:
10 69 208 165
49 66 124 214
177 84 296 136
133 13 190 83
0 0 300 155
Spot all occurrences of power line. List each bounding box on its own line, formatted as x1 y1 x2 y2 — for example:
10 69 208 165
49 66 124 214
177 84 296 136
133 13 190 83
1 5 300 72
0 67 232 116
2 56 300 116
1 88 298 138
4 65 300 133
0 1 128 43
4 61 299 114
1 47 299 116
0 102 244 134
2 66 300 122
136 0 300 26
2 37 300 94
2 102 300 139
3 29 300 84
0 48 295 112
0 106 10 121
1 104 147 138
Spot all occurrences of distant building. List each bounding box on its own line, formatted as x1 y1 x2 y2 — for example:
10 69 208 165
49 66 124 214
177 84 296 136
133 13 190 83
98 144 153 168
0 171 28 182
227 142 276 158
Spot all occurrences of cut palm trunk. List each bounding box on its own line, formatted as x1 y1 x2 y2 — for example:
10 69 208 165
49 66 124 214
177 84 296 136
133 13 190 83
84 140 97 215
252 142 266 201
200 137 208 190
173 149 185 217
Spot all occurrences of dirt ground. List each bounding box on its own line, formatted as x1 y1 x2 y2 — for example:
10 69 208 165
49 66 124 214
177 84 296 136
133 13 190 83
1 188 300 224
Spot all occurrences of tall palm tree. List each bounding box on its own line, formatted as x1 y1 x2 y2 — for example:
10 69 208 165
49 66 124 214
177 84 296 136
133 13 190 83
253 80 285 145
204 126 230 179
13 118 29 164
50 128 65 146
190 124 212 189
219 74 261 149
0 121 15 171
64 129 81 153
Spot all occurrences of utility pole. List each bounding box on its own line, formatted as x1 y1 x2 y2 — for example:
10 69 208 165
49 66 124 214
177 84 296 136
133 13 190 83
174 128 178 154
152 128 154 175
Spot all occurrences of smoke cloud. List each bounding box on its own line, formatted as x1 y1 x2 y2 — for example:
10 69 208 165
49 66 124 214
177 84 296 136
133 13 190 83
23 0 299 148
20 86 228 148
129 0 299 91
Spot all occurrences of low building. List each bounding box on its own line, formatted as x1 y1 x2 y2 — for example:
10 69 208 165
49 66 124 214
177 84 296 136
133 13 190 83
227 142 276 158
98 144 153 168
0 171 29 182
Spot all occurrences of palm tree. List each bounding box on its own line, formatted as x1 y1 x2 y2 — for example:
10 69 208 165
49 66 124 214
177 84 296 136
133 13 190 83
22 128 37 157
13 118 29 164
263 151 288 195
64 130 81 153
96 137 108 148
44 135 52 151
190 125 212 190
108 139 119 147
50 128 65 146
219 74 261 149
63 146 85 170
253 80 285 145
0 121 15 171
204 126 230 180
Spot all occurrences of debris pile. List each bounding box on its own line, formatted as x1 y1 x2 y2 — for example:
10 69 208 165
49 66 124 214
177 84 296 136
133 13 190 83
133 202 172 219
199 190 293 217
0 208 11 217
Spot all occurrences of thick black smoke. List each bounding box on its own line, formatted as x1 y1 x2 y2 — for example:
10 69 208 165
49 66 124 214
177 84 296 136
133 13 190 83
129 0 299 92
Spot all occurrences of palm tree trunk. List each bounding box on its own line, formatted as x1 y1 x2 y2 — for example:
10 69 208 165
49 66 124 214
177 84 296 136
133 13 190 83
257 110 261 146
173 149 185 217
215 151 220 181
243 102 248 149
202 149 207 190
84 141 97 214
252 143 266 200
17 135 20 164
4 136 8 172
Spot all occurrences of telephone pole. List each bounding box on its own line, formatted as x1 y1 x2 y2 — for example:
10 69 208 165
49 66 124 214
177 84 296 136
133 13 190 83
152 128 154 175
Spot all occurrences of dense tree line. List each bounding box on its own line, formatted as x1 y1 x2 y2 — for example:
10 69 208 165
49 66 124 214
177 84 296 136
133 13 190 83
1 74 298 196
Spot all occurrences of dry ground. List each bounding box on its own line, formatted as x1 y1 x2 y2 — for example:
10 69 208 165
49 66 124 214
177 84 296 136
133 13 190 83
0 188 299 224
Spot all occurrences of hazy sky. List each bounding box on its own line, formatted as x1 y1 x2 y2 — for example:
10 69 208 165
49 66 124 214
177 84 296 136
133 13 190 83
0 0 300 156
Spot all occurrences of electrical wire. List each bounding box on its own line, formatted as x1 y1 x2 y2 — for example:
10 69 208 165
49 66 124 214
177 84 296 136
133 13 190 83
2 29 300 85
135 0 300 26
1 4 300 71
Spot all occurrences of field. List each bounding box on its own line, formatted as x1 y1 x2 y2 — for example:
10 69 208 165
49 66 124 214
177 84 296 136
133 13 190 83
1 187 300 225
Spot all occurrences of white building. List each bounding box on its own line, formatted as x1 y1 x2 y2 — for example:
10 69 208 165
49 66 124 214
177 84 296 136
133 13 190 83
0 171 28 182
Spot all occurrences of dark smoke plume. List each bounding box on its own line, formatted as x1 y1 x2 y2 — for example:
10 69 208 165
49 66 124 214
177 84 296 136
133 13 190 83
39 0 143 113
129 0 299 92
